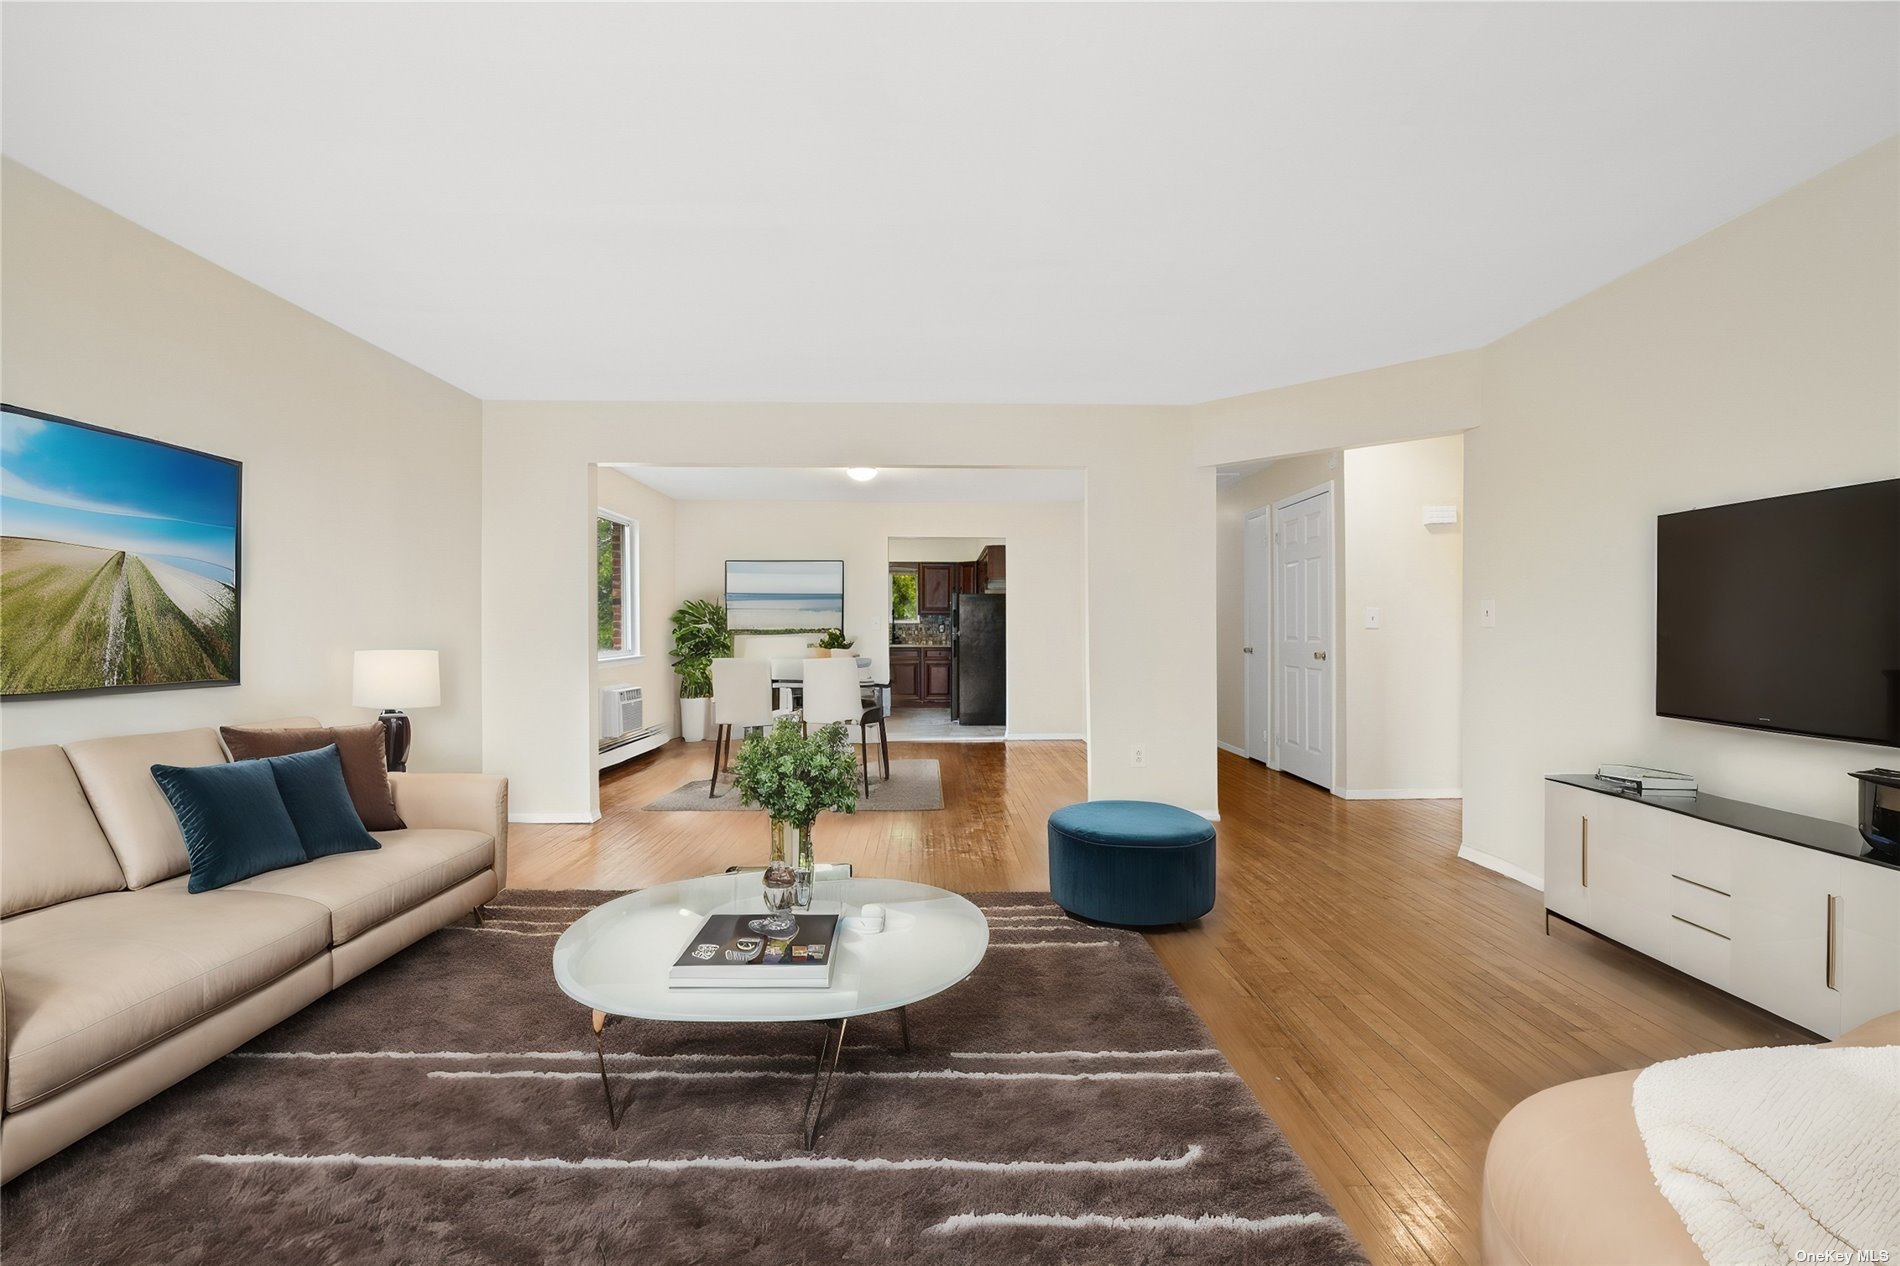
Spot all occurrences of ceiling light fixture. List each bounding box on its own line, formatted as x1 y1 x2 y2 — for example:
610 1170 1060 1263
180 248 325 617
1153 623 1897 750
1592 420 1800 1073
845 467 878 482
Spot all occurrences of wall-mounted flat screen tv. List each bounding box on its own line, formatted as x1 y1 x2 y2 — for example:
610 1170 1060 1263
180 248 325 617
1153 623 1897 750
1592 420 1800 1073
1 404 241 697
1656 478 1899 747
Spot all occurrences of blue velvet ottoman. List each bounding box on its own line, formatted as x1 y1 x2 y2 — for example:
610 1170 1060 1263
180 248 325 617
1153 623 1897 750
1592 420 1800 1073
1047 800 1216 927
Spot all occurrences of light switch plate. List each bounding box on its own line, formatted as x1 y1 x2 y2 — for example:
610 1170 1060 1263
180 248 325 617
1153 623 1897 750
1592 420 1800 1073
1364 606 1381 629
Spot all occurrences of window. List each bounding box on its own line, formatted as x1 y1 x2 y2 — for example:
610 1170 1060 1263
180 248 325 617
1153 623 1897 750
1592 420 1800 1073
890 566 920 623
597 513 640 657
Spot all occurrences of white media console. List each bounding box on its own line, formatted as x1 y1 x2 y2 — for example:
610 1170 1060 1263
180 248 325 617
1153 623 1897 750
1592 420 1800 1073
1544 775 1900 1038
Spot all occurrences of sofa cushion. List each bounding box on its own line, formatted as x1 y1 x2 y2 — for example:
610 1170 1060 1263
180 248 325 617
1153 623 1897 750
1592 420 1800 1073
150 758 309 893
224 828 494 943
63 729 228 889
221 723 404 831
0 746 127 917
1 883 330 1111
266 745 381 860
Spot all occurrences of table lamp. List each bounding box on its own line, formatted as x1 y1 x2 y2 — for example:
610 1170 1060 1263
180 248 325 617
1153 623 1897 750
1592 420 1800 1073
352 649 440 772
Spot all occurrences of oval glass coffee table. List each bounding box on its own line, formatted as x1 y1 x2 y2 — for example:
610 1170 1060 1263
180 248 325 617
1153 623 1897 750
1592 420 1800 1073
553 872 988 1148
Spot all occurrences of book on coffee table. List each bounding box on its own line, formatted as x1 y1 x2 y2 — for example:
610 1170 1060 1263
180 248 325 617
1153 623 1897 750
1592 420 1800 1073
668 912 841 989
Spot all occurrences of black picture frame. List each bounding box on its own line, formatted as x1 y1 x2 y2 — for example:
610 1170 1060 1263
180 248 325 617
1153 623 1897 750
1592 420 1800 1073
1 403 243 698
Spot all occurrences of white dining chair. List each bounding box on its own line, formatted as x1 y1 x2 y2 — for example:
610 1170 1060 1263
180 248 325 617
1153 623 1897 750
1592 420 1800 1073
801 656 888 796
709 657 780 797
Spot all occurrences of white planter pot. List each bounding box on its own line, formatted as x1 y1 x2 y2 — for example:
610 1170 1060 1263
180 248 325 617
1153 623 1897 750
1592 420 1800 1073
680 697 711 743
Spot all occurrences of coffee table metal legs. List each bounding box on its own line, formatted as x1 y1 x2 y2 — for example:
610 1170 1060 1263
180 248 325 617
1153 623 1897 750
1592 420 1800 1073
591 1010 636 1130
586 1006 909 1146
800 1017 849 1150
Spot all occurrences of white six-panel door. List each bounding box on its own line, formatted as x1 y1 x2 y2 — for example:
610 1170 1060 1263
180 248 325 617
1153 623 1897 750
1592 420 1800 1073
1274 488 1333 787
1243 509 1274 762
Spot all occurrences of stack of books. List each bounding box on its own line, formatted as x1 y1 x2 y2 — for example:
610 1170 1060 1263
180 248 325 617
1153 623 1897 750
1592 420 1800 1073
668 911 841 989
1595 764 1697 795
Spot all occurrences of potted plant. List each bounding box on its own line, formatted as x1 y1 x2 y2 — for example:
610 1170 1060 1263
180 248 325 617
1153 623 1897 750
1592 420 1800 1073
808 628 855 659
732 715 859 906
670 598 732 743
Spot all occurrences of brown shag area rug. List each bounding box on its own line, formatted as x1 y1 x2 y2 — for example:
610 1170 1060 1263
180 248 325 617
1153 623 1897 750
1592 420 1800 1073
1 890 1365 1266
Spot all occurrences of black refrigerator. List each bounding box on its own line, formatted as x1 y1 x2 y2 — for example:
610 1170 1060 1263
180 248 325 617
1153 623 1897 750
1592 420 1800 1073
951 593 1006 726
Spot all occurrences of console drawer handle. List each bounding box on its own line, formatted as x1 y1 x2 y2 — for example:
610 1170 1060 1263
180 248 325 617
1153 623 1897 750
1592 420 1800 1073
1671 914 1730 941
1669 874 1730 898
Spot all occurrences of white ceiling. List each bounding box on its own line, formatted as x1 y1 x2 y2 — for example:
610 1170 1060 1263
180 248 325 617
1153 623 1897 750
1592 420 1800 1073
606 465 1084 503
4 4 1895 405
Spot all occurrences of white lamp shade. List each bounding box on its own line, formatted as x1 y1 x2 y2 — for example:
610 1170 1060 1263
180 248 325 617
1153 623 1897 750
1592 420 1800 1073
352 649 441 709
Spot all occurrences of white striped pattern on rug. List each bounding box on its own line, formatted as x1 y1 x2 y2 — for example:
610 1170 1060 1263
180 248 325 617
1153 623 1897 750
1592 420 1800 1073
926 1211 1347 1235
428 1068 1234 1084
196 1146 1204 1175
226 1047 1223 1065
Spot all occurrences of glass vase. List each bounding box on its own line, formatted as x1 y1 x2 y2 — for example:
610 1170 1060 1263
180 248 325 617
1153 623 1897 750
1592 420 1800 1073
762 820 796 913
794 822 816 910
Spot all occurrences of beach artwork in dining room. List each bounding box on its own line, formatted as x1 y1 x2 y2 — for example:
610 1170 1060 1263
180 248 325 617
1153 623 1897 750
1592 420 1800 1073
725 560 845 634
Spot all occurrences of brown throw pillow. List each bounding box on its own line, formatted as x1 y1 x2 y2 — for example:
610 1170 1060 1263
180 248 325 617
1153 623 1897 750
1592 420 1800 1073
220 722 405 832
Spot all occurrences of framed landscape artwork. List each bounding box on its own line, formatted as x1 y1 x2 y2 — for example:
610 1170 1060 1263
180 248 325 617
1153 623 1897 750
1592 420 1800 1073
1 404 241 697
725 560 845 634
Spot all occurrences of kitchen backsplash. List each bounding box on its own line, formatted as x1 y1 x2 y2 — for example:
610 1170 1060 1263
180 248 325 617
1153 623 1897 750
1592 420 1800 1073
891 615 952 645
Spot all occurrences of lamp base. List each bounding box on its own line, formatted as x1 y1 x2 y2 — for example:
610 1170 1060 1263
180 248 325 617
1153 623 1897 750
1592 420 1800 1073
378 709 412 773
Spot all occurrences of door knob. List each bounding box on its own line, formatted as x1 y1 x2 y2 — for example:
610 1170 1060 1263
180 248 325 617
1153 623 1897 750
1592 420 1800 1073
1313 650 1327 660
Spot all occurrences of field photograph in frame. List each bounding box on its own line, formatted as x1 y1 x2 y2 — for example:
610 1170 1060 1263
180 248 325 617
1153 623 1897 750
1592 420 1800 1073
1 405 241 696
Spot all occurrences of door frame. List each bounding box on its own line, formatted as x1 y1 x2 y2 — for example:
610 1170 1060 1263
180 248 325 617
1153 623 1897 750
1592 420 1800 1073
1242 506 1276 769
1270 481 1337 789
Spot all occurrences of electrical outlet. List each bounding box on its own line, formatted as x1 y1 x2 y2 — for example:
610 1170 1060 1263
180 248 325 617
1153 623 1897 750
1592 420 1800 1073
1131 745 1148 767
1480 599 1497 628
1364 606 1381 630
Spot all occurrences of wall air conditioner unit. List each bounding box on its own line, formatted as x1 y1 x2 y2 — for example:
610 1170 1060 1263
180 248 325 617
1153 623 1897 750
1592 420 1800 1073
601 685 644 743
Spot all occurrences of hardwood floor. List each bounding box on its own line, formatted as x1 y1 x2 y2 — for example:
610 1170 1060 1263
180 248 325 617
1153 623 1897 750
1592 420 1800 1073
508 741 1811 1266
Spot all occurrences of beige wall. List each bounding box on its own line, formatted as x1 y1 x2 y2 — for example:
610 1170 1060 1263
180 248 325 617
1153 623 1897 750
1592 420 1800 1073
0 161 484 769
483 404 1212 821
1193 351 1483 468
887 537 1006 564
592 467 678 788
1214 452 1343 758
1341 434 1463 795
672 502 1082 729
1460 138 1900 880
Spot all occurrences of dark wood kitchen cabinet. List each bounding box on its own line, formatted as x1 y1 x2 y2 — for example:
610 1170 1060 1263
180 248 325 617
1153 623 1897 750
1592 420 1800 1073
921 648 952 704
956 561 979 594
919 563 954 614
977 545 1005 590
888 646 922 704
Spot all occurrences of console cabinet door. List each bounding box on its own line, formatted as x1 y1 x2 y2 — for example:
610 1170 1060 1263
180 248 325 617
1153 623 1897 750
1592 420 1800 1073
1543 784 1592 923
1587 797 1670 961
1837 860 1900 1034
1729 834 1843 1037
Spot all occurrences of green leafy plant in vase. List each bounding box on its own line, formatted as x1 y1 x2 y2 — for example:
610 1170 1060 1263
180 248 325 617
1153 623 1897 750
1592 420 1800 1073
669 598 732 742
809 628 855 658
733 715 860 907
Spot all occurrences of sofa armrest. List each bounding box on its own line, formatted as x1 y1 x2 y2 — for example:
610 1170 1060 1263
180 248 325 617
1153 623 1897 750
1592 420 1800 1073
387 772 509 890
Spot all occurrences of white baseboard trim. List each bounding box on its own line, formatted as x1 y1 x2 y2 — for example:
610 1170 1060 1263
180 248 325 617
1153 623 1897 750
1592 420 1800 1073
509 811 601 825
1456 845 1544 891
1334 787 1463 800
1193 809 1222 822
1216 741 1247 757
1002 732 1087 741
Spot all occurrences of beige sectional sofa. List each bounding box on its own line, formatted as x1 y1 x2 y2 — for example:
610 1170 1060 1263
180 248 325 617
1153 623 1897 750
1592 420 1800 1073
0 719 507 1182
1481 1010 1900 1265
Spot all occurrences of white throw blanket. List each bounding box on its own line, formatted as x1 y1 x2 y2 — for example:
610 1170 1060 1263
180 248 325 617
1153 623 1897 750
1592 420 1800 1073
1633 1043 1900 1265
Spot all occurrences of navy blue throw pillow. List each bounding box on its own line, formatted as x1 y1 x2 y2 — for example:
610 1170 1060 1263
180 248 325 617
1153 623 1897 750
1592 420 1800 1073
150 760 308 893
268 744 381 859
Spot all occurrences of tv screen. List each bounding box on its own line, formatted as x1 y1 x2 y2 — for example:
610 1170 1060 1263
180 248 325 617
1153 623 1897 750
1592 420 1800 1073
1656 478 1899 747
